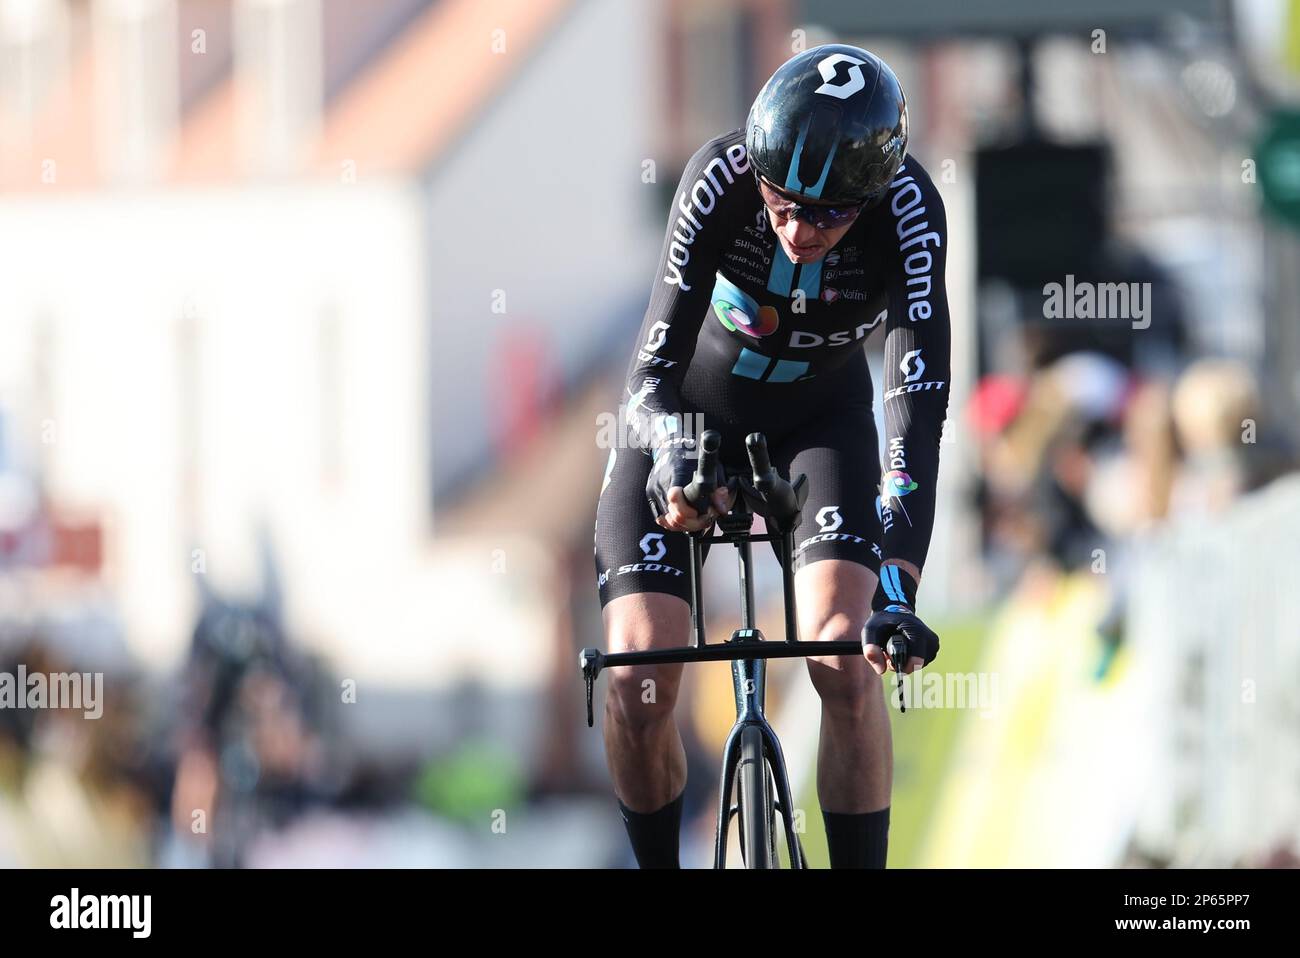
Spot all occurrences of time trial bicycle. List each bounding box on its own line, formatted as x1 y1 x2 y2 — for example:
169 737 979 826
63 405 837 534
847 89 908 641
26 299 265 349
580 429 909 868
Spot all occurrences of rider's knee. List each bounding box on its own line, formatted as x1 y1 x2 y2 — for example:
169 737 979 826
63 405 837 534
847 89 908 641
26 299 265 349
605 665 679 729
602 594 688 729
808 659 878 719
803 614 877 718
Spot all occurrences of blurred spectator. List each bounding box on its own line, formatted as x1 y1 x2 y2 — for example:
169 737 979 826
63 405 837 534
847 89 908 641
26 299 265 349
166 579 340 867
1168 358 1265 517
0 635 152 866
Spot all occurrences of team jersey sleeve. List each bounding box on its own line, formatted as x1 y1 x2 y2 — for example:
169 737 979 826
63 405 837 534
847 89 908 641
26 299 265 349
623 134 748 454
878 161 952 573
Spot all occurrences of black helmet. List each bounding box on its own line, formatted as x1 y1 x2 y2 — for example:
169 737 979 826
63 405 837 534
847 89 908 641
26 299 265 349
746 44 908 208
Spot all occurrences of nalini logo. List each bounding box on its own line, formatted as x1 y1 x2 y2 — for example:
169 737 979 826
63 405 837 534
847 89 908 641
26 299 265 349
814 53 869 100
639 533 666 562
816 506 843 532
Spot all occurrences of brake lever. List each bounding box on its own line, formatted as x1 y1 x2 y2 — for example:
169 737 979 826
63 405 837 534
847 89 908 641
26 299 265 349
887 634 909 713
580 649 602 727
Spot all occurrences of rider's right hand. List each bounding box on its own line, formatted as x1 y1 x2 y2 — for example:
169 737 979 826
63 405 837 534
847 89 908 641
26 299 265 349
646 441 733 533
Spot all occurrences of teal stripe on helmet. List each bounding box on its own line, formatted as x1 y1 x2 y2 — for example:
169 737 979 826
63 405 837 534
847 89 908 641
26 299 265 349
783 115 839 200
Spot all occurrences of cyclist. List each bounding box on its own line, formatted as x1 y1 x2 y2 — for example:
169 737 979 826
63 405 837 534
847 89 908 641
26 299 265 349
594 44 947 868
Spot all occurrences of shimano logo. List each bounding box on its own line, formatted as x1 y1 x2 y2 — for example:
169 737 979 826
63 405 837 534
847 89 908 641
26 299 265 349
664 144 750 291
888 163 942 322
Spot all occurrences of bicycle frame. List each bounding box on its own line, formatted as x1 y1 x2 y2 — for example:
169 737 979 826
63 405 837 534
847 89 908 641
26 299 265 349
580 493 863 868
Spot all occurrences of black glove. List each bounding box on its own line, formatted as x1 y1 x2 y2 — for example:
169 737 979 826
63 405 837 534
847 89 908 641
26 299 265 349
645 438 726 521
862 608 940 668
863 565 940 667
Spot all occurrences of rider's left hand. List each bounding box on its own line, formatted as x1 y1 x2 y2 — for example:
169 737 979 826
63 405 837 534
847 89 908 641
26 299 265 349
862 606 940 676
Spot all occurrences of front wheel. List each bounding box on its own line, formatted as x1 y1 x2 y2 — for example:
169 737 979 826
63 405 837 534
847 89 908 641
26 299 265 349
737 725 776 868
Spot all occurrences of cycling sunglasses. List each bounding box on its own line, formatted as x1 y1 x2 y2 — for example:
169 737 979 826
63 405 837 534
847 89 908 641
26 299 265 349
756 175 873 229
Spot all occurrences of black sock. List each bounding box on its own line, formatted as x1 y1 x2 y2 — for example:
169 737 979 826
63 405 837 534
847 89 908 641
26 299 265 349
617 791 685 869
822 807 890 868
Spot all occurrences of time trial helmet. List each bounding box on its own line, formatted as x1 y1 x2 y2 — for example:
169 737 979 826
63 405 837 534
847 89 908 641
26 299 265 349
745 44 908 210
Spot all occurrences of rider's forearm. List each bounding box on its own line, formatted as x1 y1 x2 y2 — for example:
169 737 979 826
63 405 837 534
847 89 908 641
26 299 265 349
881 558 921 585
878 160 951 572
875 558 921 612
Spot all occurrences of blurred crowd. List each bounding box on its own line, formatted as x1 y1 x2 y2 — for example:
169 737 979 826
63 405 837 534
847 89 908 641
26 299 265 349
0 529 619 867
0 569 352 867
969 345 1296 673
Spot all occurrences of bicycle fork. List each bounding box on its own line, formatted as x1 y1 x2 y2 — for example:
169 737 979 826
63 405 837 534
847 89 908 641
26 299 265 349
712 650 805 868
708 526 805 868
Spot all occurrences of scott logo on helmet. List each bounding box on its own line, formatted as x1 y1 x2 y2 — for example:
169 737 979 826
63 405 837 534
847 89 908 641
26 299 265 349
748 45 907 212
814 53 869 100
